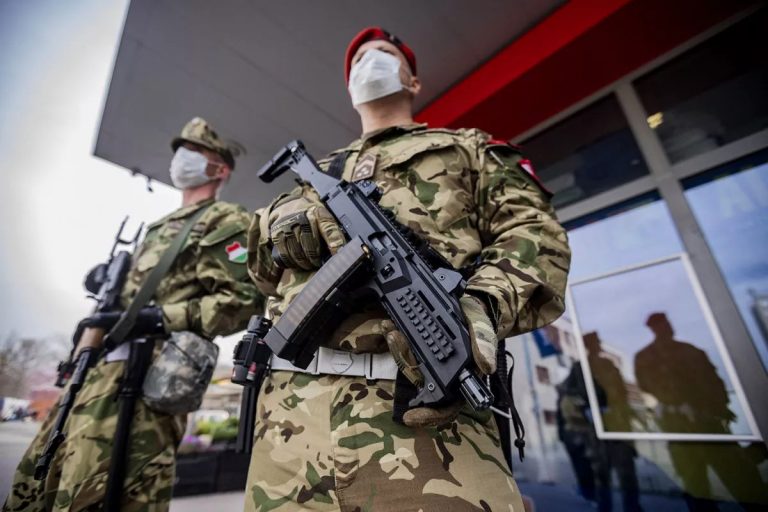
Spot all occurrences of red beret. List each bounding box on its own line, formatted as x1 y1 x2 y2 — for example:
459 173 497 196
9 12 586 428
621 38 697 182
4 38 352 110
344 27 417 83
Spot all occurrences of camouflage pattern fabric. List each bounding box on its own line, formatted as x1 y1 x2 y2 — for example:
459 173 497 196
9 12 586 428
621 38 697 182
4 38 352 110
4 199 262 512
127 199 261 339
142 331 219 416
244 371 525 512
171 117 237 169
248 124 570 351
245 124 571 510
4 357 183 512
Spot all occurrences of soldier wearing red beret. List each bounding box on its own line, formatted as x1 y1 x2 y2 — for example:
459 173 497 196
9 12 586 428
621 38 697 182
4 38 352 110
243 27 570 511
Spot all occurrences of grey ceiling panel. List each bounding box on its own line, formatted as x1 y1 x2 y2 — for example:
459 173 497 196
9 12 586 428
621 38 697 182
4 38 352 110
95 0 564 209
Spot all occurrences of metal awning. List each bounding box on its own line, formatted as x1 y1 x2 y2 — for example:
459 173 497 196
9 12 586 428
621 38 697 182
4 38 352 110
95 0 563 209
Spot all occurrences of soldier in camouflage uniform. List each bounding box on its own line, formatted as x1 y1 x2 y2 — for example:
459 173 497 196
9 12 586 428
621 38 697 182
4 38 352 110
242 28 570 511
4 118 262 512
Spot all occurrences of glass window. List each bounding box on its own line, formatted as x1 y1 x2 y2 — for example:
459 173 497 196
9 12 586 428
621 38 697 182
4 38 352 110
514 315 768 511
684 149 768 369
634 9 768 164
570 257 755 436
566 193 684 281
521 95 650 209
536 365 551 385
510 192 767 510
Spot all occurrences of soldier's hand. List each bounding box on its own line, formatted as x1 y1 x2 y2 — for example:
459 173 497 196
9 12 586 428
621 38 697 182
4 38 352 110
380 295 498 428
267 196 345 270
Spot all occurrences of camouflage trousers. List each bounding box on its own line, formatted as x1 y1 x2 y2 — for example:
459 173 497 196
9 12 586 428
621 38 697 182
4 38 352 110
3 355 185 512
244 371 524 512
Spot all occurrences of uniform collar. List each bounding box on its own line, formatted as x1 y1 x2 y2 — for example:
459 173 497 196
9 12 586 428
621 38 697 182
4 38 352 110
171 197 215 220
329 123 427 156
360 122 427 145
147 198 215 229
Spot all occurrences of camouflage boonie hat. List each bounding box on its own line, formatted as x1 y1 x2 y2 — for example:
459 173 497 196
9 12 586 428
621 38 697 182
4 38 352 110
171 117 236 169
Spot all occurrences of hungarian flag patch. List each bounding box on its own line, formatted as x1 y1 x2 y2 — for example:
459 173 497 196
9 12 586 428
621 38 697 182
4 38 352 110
518 158 553 197
518 158 537 177
225 241 247 264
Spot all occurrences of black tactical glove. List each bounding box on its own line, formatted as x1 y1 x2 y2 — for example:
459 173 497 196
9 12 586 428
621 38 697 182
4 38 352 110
265 195 345 270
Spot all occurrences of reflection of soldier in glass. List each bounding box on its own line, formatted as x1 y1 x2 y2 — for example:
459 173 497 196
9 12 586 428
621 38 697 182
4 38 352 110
635 313 767 510
584 332 643 512
556 362 602 505
635 313 733 434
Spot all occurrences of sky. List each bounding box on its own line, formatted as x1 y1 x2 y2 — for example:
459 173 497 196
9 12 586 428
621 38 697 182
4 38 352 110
0 1 182 344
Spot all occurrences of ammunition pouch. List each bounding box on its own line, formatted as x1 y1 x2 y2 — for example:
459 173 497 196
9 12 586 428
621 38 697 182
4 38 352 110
141 331 218 415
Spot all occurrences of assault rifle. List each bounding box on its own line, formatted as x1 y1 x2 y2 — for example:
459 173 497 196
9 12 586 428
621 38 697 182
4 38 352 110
257 141 493 412
231 315 273 454
34 217 141 481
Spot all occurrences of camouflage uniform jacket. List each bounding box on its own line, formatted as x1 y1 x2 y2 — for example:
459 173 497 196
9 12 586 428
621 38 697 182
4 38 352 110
123 198 262 338
248 123 570 352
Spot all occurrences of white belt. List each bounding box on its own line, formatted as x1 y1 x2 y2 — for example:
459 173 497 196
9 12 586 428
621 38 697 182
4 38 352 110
269 347 399 380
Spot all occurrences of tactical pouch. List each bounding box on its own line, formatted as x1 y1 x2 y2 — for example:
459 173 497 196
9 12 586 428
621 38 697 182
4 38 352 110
142 331 218 415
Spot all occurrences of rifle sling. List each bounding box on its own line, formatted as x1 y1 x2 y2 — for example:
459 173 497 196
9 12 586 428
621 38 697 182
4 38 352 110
326 151 348 179
105 203 210 350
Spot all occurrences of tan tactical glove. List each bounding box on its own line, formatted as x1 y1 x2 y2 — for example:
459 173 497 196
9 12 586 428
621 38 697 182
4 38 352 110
381 295 498 428
265 194 345 271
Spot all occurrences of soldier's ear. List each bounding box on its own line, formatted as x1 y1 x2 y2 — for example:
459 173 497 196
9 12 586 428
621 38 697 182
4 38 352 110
215 164 232 182
405 75 421 97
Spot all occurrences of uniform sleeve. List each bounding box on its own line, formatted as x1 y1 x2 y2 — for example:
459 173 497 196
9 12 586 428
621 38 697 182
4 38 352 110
163 205 265 338
466 140 571 339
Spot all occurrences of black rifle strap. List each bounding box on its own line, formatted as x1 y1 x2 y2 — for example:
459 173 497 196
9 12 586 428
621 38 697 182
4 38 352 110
492 339 514 471
326 151 349 179
493 341 526 464
392 370 419 424
104 203 210 350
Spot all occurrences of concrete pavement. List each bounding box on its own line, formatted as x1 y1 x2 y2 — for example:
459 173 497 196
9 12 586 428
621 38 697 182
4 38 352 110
0 421 40 504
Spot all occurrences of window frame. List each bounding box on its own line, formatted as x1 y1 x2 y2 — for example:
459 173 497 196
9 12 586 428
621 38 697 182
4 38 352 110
509 4 768 442
567 253 762 442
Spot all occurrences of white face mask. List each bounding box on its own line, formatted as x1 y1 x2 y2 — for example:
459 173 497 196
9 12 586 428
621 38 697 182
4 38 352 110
348 48 404 106
169 146 214 189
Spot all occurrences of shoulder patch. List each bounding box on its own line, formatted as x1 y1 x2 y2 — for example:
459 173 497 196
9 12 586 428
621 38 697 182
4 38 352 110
199 222 250 281
225 241 247 264
517 158 552 197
